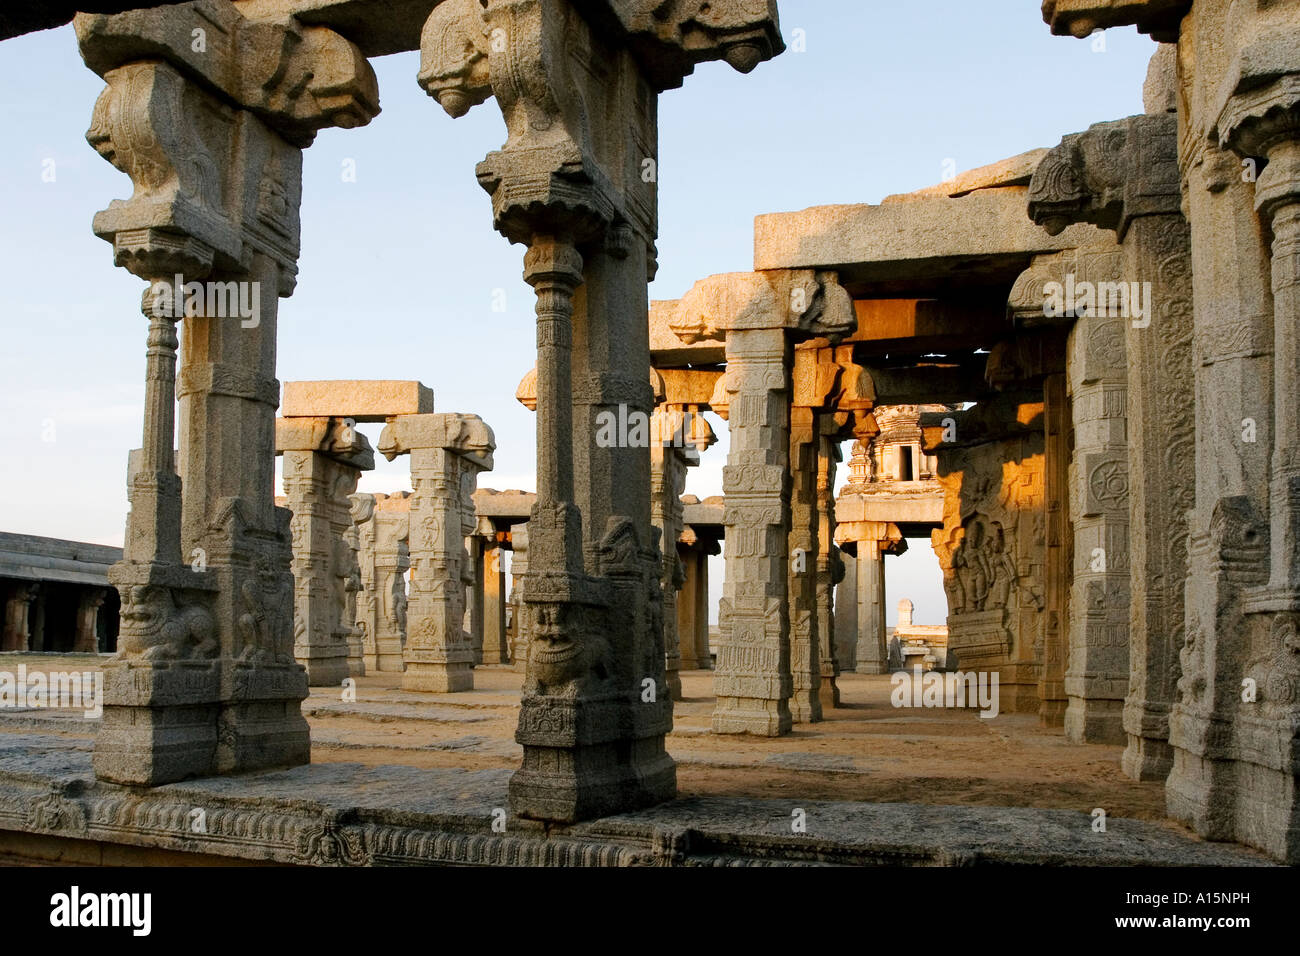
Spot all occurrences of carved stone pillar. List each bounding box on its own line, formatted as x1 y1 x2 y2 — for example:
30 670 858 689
481 539 510 664
508 522 528 671
344 493 374 676
1028 105 1197 768
816 416 845 709
2 584 39 652
787 405 822 721
834 553 858 671
420 0 780 816
650 409 695 700
1065 296 1131 745
924 396 1047 712
675 538 714 670
466 533 486 665
277 417 374 686
1039 372 1072 727
74 588 108 654
856 538 889 675
78 2 376 785
713 326 792 734
379 414 494 693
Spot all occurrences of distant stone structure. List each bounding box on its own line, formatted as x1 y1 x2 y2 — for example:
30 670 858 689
0 533 121 653
887 598 949 672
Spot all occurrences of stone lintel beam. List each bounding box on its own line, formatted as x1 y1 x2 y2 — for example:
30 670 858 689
754 190 1098 295
863 361 993 406
985 326 1070 391
76 0 380 148
920 394 1045 453
1041 0 1190 43
845 298 1009 355
282 380 435 423
657 367 723 408
666 270 856 346
378 413 496 470
275 416 375 470
833 520 907 556
835 491 945 528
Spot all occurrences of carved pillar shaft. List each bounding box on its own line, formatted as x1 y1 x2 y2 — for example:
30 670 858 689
650 411 689 701
816 421 841 710
713 327 793 736
129 297 183 567
787 405 822 722
482 543 509 664
74 588 107 654
834 553 858 671
1040 372 1071 726
1257 141 1300 588
2 584 38 652
856 541 887 675
1122 211 1193 780
1064 307 1131 745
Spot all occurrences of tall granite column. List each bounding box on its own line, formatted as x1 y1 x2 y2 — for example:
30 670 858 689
816 416 846 709
481 539 510 664
855 534 893 674
1040 372 1071 726
508 522 528 672
79 2 378 785
787 405 822 722
379 414 494 693
834 553 858 671
74 588 108 654
2 584 38 652
650 408 695 701
277 417 375 686
419 0 781 816
1028 106 1195 769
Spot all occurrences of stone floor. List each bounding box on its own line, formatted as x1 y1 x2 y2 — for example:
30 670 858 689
0 652 1274 864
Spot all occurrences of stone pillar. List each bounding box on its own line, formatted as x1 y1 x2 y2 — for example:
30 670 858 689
714 326 793 735
508 522 528 672
80 1 379 785
1218 83 1300 860
379 414 494 693
650 408 694 701
676 532 718 671
2 584 38 652
362 495 410 673
1028 106 1195 769
74 587 108 653
481 539 510 664
1040 372 1071 727
924 396 1047 713
787 405 822 721
1065 287 1131 745
344 493 373 676
467 533 486 665
834 553 858 671
277 417 375 686
419 0 780 818
816 417 844 709
856 538 889 674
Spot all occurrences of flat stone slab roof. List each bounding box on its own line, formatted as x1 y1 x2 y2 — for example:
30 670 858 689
0 731 1272 867
0 532 121 586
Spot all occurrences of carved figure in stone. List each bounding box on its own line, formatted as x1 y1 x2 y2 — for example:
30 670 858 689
117 585 217 660
528 601 612 698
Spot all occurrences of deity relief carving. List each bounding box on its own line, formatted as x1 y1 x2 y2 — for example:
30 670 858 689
945 514 1018 615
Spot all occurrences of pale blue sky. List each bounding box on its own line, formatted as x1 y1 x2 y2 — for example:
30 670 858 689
0 1 1155 625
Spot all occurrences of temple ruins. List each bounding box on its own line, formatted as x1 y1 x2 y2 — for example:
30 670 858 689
0 0 1296 869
